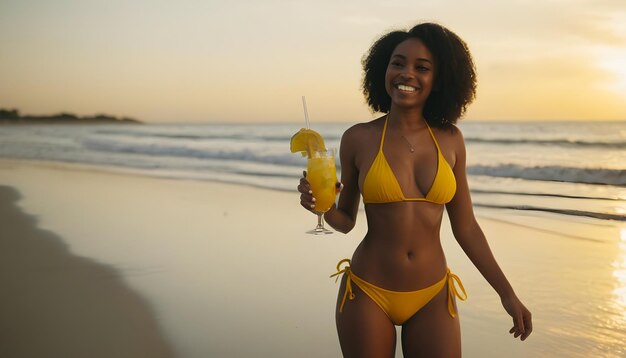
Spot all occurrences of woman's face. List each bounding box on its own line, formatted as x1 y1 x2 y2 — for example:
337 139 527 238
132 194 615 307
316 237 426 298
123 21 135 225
384 38 436 110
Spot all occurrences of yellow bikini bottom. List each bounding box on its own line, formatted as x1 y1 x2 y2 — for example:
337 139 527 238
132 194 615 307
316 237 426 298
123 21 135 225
330 259 467 325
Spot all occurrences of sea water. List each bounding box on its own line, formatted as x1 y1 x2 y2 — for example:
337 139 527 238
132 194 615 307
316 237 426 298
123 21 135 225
0 120 623 222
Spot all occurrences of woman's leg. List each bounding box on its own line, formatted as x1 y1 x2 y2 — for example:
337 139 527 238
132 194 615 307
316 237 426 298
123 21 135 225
335 274 397 358
400 282 462 358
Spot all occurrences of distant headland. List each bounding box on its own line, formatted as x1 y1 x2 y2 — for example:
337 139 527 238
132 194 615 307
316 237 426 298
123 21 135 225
0 108 142 124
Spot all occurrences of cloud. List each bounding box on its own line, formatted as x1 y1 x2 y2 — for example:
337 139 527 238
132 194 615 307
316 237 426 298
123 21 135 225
563 11 626 46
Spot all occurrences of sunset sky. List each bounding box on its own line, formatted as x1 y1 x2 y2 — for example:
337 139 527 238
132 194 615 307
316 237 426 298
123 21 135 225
1 0 625 123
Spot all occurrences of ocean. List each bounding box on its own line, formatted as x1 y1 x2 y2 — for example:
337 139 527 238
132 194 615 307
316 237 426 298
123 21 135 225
0 120 624 222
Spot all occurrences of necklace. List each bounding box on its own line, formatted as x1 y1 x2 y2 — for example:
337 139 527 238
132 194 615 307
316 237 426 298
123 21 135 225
400 134 415 153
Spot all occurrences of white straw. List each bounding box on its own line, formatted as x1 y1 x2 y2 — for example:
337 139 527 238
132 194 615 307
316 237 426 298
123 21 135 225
302 96 310 129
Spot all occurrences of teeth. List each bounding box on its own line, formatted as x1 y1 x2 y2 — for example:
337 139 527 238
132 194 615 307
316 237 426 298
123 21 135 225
397 84 416 92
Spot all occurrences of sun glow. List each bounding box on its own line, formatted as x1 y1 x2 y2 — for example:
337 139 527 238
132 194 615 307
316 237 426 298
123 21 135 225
598 47 626 94
613 228 626 318
596 12 626 96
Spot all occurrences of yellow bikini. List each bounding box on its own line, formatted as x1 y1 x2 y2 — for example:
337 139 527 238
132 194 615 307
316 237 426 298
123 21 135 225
332 259 467 325
362 116 456 204
332 117 466 325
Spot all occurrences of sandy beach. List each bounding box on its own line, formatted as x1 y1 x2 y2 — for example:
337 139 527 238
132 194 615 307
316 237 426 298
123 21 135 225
0 159 624 357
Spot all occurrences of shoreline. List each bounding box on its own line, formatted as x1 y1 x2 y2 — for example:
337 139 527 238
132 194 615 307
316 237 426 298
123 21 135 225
0 159 624 357
2 158 623 223
0 184 174 358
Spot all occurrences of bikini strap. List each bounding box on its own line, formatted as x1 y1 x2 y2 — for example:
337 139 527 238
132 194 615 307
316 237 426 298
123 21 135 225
379 116 389 153
446 269 468 318
330 259 355 313
424 120 443 153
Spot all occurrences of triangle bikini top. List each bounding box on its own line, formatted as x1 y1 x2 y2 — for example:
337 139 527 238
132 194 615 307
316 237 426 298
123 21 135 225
362 117 456 205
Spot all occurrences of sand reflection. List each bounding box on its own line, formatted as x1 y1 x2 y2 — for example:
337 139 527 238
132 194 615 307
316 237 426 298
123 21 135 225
612 228 626 317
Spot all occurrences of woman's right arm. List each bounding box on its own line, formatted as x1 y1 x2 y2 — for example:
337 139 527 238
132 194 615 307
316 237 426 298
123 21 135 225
298 126 361 234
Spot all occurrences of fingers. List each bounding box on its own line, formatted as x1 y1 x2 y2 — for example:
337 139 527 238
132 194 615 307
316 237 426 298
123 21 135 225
509 314 525 340
509 308 533 341
510 324 523 339
521 309 533 341
300 194 315 211
298 175 310 194
514 311 525 338
298 171 315 211
297 172 342 212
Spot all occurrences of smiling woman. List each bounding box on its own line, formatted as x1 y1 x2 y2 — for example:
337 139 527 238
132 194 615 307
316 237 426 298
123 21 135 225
361 25 476 128
297 22 532 358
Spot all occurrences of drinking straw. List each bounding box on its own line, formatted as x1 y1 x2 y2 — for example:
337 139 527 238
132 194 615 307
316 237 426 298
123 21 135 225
301 96 313 158
302 96 311 129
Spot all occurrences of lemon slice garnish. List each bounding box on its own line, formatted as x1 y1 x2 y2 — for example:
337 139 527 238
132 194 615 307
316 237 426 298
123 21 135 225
290 128 327 158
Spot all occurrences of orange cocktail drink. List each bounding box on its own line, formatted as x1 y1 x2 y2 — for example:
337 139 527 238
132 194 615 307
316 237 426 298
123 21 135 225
307 150 337 213
290 126 337 234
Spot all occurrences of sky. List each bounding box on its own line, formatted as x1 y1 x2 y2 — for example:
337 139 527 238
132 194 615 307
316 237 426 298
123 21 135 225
1 0 626 123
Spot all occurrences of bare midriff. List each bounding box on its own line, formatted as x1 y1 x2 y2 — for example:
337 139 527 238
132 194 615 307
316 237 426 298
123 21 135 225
350 201 448 291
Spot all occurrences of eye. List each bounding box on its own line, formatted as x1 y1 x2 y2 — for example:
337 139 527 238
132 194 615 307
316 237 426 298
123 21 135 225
416 65 431 72
390 61 404 68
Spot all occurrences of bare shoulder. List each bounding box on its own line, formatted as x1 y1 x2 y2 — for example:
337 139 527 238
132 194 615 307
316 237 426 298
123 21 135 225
432 123 466 149
432 124 467 169
341 116 386 147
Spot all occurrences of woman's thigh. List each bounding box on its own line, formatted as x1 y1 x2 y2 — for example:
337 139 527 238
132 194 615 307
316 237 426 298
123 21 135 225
400 282 462 358
335 275 397 358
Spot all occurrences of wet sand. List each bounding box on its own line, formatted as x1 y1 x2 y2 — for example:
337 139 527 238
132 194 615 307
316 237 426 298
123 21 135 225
0 184 174 358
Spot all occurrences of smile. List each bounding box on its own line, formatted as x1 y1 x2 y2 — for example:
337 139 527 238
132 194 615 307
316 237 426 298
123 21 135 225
396 84 417 92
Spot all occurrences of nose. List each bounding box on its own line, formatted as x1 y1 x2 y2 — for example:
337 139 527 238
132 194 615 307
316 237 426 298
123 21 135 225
399 67 416 79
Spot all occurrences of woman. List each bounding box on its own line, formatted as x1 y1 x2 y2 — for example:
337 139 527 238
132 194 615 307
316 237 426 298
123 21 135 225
298 22 532 357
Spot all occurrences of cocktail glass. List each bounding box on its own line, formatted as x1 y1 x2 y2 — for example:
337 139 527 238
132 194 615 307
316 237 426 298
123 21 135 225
306 149 337 235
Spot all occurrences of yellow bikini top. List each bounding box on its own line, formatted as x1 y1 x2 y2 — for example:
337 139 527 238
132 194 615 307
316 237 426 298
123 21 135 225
362 117 456 205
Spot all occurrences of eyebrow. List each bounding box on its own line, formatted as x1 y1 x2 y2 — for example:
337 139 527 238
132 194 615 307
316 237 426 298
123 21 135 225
391 54 433 64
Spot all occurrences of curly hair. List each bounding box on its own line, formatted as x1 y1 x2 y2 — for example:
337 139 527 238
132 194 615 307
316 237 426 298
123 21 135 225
361 23 477 128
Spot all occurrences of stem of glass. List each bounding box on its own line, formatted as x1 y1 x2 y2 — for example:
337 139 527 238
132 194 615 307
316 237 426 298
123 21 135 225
315 213 324 232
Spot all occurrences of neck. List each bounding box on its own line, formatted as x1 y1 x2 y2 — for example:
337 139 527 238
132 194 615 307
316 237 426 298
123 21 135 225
387 106 427 132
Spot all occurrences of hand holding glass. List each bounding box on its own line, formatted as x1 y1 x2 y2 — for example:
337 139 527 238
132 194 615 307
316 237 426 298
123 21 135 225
306 149 337 234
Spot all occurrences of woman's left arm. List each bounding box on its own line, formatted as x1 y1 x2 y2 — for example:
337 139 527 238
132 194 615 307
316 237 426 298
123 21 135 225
445 127 533 341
